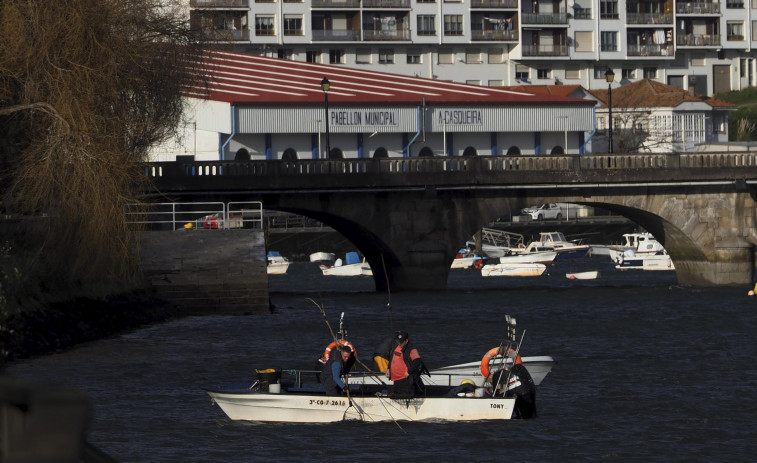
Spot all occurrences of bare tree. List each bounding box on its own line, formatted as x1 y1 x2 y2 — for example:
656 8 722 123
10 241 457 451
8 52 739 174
0 0 205 300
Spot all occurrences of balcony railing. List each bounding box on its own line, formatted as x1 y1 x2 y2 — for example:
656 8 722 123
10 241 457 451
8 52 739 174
627 43 675 56
362 29 411 40
312 0 361 7
362 0 411 7
471 0 518 8
727 34 745 41
676 2 721 14
521 12 569 25
202 28 251 41
190 0 249 7
471 29 519 41
521 44 569 56
627 12 673 24
676 34 721 46
573 8 592 19
312 29 361 40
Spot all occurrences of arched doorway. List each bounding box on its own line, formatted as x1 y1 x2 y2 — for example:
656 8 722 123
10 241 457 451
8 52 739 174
235 148 250 161
462 146 478 157
550 146 565 155
506 146 521 155
418 147 434 157
328 148 344 159
373 147 388 158
282 148 298 161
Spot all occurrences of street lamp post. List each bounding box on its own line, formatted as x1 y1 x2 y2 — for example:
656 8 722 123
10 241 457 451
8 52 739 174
605 68 615 154
320 77 331 158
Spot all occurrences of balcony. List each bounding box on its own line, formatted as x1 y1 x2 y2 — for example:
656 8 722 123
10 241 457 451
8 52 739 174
202 28 251 41
312 29 361 40
676 34 721 46
190 0 248 7
471 0 518 8
727 34 745 41
312 0 361 7
362 0 411 7
471 29 518 41
676 2 721 14
627 12 673 24
521 13 569 25
521 44 569 56
362 29 411 40
627 43 675 56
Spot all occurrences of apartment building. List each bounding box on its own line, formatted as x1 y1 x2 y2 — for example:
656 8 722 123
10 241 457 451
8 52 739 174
189 0 757 96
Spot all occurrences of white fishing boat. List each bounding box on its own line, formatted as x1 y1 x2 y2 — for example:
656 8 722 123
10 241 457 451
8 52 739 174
500 242 558 265
481 262 547 277
205 315 539 423
451 250 486 269
309 251 335 263
607 232 665 263
205 382 517 423
615 251 675 271
320 252 372 276
566 270 600 280
535 231 590 260
266 251 290 275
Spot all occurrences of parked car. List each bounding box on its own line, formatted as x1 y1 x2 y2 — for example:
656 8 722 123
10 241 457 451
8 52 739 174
521 203 563 221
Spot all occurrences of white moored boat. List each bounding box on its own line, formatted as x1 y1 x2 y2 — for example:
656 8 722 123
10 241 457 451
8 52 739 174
309 251 335 263
266 251 290 275
320 252 372 276
481 263 547 277
566 270 600 280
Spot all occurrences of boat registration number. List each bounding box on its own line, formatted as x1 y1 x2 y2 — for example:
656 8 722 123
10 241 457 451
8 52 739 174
309 399 347 406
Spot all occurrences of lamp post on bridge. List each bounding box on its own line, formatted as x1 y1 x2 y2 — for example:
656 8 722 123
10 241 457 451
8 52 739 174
320 77 331 159
605 68 615 154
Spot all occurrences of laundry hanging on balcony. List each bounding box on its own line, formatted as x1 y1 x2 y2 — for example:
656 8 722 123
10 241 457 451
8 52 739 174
653 30 666 44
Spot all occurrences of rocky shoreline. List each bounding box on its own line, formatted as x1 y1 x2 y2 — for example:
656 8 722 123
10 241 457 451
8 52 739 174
1 289 180 370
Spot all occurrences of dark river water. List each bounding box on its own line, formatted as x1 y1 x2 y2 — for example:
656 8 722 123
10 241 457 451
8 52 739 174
6 257 757 462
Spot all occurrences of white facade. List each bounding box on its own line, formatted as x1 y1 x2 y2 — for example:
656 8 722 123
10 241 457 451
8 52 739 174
189 0 757 97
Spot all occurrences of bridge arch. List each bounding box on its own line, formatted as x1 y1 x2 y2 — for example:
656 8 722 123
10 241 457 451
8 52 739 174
463 146 478 157
550 146 564 155
373 147 388 158
506 146 521 155
235 148 250 161
282 148 298 161
418 147 434 157
329 148 344 159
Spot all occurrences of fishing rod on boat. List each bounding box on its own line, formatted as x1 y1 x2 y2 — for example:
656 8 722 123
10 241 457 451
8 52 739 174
381 253 394 333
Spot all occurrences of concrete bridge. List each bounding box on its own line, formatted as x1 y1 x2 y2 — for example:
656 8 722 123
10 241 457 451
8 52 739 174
143 152 757 291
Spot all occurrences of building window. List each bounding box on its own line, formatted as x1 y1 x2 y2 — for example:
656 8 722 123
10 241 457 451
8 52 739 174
356 49 372 64
465 49 481 64
574 31 594 52
515 64 530 81
438 50 454 64
622 68 636 79
444 15 463 36
600 0 619 19
537 69 551 79
488 48 505 64
407 49 422 64
277 49 293 60
594 66 606 79
255 15 275 36
566 67 580 79
466 80 482 86
727 21 745 40
727 0 745 8
488 79 504 86
329 49 345 64
691 54 705 67
306 51 321 63
417 15 436 36
600 31 618 51
379 48 394 64
643 67 657 79
283 15 302 36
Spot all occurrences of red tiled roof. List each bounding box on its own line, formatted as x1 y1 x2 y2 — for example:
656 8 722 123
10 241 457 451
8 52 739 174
586 79 736 109
183 49 595 107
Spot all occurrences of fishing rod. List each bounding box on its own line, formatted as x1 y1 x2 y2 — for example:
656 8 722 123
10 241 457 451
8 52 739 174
381 253 394 333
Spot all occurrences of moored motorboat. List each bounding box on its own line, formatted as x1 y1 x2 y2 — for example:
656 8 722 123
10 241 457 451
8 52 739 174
309 251 336 263
266 251 290 275
481 262 547 277
320 252 372 276
500 242 558 265
615 251 675 271
535 231 590 260
566 270 600 280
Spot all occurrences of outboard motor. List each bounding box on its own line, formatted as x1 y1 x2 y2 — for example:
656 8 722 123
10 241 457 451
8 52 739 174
490 364 537 419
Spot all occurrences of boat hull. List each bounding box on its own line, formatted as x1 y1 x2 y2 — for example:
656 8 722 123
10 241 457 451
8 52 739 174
320 263 373 276
499 251 557 265
481 263 546 277
566 271 599 280
206 388 515 423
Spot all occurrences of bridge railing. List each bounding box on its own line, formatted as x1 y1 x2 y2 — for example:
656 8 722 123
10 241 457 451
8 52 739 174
125 201 263 230
142 152 757 181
